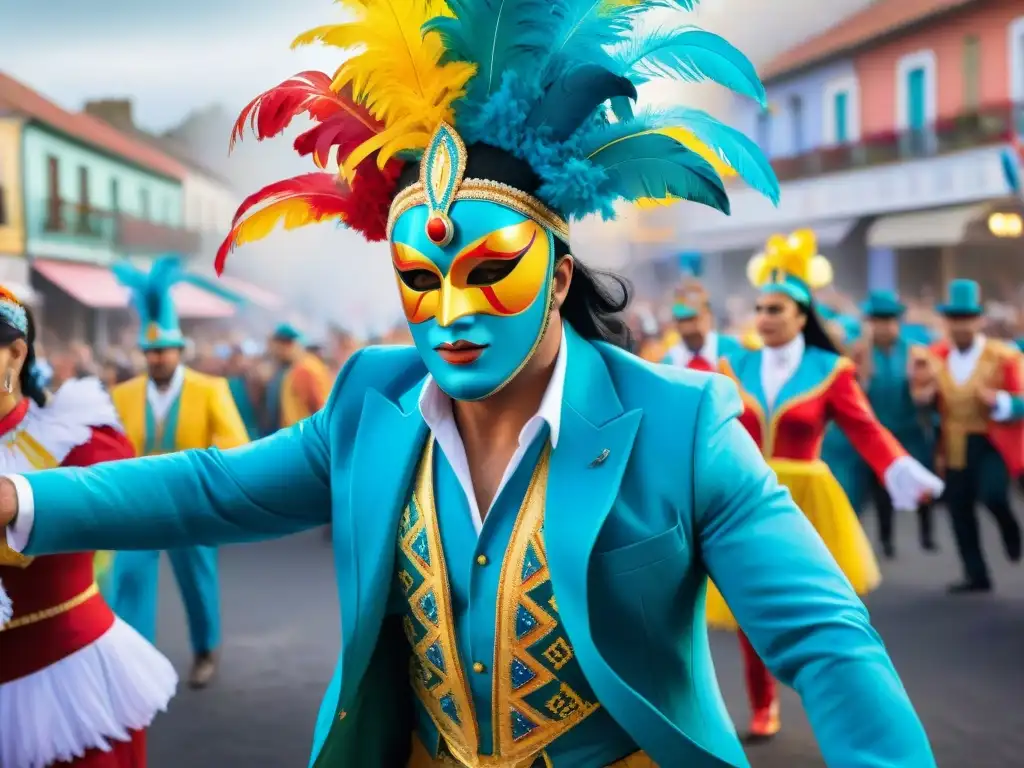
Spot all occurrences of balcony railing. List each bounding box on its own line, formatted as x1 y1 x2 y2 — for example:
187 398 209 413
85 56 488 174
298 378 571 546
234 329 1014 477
40 199 117 242
35 199 200 255
116 213 201 254
767 101 1024 184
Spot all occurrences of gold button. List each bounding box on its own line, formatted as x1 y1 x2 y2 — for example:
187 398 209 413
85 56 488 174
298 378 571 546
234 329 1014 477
472 661 486 674
338 710 347 721
476 554 488 566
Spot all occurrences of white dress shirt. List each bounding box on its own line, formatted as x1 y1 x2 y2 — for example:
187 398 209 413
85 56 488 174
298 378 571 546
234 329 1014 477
947 334 1014 421
665 331 719 368
8 330 568 550
146 365 186 425
419 326 567 535
761 334 805 409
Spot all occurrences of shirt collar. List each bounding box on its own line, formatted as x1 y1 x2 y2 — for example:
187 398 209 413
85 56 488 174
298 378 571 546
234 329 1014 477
147 365 185 397
419 323 567 449
952 334 985 358
763 333 805 367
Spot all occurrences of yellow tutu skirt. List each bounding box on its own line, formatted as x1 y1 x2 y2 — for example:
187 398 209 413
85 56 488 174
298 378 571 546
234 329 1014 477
705 459 881 631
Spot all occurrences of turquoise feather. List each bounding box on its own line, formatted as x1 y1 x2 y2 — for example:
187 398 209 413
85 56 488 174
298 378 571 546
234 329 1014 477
611 26 766 106
112 255 187 320
424 0 558 102
588 133 729 213
578 107 779 204
649 106 779 204
525 64 636 141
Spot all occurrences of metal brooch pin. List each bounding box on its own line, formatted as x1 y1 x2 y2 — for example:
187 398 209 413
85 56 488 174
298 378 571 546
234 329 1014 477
589 449 610 468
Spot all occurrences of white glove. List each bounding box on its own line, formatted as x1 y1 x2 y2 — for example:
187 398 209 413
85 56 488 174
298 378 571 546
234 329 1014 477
884 456 944 512
0 577 11 628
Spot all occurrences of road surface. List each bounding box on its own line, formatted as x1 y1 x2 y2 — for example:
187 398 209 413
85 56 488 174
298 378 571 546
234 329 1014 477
149 515 1024 767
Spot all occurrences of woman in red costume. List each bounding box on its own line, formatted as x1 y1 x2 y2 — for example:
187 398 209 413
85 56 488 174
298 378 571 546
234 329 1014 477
0 288 177 767
707 232 944 741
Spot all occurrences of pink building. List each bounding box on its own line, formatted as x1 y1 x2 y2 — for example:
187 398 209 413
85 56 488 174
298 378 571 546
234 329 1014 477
855 0 1024 138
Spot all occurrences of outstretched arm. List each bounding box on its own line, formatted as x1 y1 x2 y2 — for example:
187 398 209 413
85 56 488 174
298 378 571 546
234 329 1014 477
1 352 366 555
695 377 935 767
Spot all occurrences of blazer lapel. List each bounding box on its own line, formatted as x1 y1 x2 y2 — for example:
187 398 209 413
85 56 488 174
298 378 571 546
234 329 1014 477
545 328 641 665
339 381 429 700
738 350 769 414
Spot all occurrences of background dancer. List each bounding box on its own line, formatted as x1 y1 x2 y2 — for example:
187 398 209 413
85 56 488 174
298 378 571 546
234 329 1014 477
0 287 176 767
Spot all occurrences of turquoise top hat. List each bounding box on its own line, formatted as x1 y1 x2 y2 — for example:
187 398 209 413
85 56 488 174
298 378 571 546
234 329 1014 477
272 323 304 343
672 303 698 321
937 279 983 317
860 289 906 319
112 256 190 350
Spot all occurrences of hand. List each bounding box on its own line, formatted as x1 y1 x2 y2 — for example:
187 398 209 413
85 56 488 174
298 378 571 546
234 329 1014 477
0 478 18 528
976 386 998 408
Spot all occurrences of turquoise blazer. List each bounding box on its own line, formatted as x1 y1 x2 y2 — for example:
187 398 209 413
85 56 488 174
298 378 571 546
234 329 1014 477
21 325 933 767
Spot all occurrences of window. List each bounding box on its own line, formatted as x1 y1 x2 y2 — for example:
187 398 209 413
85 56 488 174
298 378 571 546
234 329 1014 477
963 35 981 110
76 166 91 233
45 155 61 231
1011 17 1024 102
823 76 860 145
139 188 150 220
834 92 849 143
897 50 937 156
789 95 804 154
1011 17 1024 136
0 152 6 226
756 109 771 154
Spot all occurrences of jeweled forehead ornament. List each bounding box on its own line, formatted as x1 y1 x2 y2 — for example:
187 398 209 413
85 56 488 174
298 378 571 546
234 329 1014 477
387 122 571 247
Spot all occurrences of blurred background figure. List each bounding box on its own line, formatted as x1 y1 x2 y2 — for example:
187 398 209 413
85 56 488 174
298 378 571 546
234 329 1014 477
265 323 332 434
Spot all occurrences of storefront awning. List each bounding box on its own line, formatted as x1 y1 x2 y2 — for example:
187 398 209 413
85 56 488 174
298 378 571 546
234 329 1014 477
689 218 857 253
866 203 989 248
33 259 237 319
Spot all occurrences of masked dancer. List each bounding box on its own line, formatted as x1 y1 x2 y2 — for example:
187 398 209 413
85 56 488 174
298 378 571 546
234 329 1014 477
911 279 1024 593
0 287 176 767
707 231 943 741
3 2 936 765
105 256 250 688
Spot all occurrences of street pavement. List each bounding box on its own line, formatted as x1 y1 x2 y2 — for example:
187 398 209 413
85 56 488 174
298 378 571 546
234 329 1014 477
149 514 1024 767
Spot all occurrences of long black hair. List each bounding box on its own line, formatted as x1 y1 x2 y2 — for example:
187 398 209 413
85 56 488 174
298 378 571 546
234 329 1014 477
799 302 841 355
395 143 634 349
0 303 47 407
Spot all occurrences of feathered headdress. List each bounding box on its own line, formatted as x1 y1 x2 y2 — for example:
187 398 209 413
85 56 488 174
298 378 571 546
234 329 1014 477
747 229 832 305
112 255 193 349
217 0 779 271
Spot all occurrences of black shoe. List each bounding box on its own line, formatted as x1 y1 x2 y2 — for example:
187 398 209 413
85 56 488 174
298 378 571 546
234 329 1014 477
921 539 938 553
947 580 992 594
881 541 895 559
998 519 1022 562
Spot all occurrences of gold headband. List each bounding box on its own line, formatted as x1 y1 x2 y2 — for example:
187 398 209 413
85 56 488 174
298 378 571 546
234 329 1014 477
386 123 570 244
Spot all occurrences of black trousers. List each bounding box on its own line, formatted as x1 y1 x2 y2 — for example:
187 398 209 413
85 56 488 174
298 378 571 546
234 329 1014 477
868 470 933 549
943 435 1020 585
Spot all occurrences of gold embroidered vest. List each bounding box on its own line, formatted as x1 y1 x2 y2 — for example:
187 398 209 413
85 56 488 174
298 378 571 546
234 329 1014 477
394 440 653 768
937 342 1005 469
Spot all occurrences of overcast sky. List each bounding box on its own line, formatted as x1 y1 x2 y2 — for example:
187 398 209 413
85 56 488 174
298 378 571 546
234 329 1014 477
0 0 875 333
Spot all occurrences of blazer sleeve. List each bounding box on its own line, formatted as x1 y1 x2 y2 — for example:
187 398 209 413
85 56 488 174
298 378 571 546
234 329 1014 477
208 377 252 448
826 359 907 479
694 376 935 767
19 353 368 556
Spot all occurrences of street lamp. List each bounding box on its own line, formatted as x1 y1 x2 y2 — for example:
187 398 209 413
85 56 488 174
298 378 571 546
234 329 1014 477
988 212 1023 238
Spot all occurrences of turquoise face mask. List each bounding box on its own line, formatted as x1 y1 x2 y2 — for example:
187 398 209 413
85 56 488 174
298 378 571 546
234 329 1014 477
390 200 555 401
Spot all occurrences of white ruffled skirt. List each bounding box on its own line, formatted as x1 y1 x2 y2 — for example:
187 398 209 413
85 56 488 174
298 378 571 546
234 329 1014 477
0 617 178 768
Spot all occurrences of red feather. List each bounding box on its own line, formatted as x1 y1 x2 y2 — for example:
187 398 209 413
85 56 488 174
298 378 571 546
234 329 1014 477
215 165 402 275
229 71 380 151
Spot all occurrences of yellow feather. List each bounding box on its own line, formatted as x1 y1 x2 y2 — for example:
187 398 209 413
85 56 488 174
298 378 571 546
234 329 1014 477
231 200 345 250
293 0 476 178
747 229 833 289
658 127 736 178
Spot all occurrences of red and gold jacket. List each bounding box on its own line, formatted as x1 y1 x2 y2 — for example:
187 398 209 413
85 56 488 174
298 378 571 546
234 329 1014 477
0 380 135 683
914 338 1024 475
721 344 906 479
